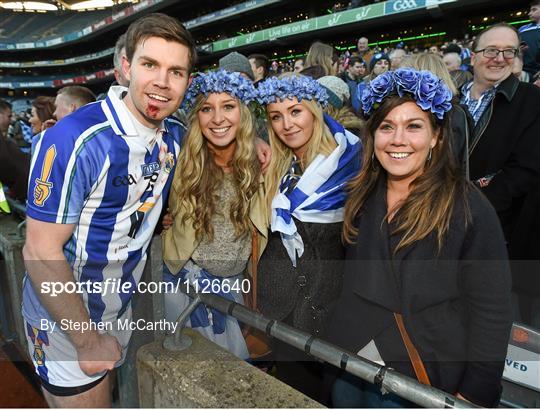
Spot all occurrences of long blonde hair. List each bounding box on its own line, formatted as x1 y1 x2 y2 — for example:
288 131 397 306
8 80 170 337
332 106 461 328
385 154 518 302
264 98 337 213
305 41 338 76
171 94 261 241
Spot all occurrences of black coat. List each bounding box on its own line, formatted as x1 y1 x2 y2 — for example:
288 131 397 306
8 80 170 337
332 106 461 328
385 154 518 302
327 180 512 407
467 74 540 296
0 136 30 201
258 218 345 337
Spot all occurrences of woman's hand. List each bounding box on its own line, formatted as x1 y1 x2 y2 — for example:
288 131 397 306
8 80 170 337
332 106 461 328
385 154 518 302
162 211 174 230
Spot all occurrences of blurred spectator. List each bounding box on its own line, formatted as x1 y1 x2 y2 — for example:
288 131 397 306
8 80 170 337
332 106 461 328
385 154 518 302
443 52 473 90
339 56 366 107
300 64 326 79
429 45 440 55
513 52 531 82
354 53 391 113
356 36 374 71
534 70 540 86
248 53 269 84
389 48 406 69
305 41 339 76
293 57 305 73
317 75 363 136
113 33 129 87
29 96 55 135
53 86 96 122
0 99 11 138
518 0 540 79
219 51 254 80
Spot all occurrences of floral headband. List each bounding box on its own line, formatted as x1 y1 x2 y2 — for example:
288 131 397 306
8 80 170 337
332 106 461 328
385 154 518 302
181 69 258 110
256 75 329 107
361 68 453 120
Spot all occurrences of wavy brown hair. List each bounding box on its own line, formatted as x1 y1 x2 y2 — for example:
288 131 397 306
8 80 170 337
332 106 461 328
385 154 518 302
170 94 261 241
342 95 470 252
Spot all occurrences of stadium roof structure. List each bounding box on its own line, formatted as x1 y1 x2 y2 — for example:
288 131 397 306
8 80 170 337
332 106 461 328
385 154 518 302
0 0 138 11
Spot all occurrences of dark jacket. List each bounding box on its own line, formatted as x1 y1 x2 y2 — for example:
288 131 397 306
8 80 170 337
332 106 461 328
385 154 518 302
468 74 540 294
449 103 472 179
0 136 30 201
258 219 345 337
327 180 512 407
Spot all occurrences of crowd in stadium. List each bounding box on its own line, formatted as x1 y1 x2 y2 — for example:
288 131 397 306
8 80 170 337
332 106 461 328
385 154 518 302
1 0 540 408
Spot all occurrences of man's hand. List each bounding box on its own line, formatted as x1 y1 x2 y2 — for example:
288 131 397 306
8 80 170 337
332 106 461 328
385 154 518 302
77 332 121 377
255 137 271 173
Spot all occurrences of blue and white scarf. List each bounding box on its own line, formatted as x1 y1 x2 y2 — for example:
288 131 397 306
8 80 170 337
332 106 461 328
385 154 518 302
271 114 362 266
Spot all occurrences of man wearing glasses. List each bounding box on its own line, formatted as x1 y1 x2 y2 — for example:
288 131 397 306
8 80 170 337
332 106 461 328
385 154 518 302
461 22 540 327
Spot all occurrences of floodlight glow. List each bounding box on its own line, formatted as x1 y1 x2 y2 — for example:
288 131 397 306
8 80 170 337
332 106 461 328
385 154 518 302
70 0 114 10
1 1 58 10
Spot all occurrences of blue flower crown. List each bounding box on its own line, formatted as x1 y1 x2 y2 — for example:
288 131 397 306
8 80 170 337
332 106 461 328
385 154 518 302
361 68 453 120
182 69 258 110
256 75 329 107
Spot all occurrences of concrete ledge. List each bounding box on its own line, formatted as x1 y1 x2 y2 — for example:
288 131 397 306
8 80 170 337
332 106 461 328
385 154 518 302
137 328 325 408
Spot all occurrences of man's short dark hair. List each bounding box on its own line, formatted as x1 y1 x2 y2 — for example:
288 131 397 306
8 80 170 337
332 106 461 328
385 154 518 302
472 22 519 52
0 99 12 113
348 57 364 68
57 86 96 107
248 53 269 78
114 33 127 71
125 13 197 72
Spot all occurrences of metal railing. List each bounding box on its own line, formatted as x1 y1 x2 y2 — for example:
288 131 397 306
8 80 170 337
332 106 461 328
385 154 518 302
163 284 475 409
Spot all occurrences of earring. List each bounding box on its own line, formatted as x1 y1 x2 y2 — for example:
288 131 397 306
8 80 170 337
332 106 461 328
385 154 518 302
371 152 378 171
427 147 432 163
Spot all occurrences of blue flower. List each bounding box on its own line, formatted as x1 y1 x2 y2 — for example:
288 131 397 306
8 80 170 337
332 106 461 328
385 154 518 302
181 69 258 110
360 68 453 120
415 71 440 111
256 75 328 107
394 68 420 97
370 71 395 103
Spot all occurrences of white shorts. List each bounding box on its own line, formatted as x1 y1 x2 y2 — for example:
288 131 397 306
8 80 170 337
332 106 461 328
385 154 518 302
24 319 130 391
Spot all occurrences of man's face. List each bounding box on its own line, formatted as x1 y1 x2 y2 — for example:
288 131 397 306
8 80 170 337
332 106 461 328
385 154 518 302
348 62 364 79
357 38 368 53
471 27 519 86
429 46 439 54
529 5 540 24
0 107 11 135
249 58 263 80
53 93 74 121
122 36 190 128
372 59 389 76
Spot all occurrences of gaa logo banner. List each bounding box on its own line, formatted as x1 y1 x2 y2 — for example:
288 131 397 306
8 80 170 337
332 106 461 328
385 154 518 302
384 0 425 14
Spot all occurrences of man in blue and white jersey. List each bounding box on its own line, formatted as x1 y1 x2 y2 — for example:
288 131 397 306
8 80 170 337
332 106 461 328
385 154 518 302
22 13 197 407
519 0 540 79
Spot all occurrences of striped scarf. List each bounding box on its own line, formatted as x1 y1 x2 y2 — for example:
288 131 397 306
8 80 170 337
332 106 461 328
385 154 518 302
271 114 361 266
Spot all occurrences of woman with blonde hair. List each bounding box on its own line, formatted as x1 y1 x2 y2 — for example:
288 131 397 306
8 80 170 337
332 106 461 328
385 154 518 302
329 69 512 407
304 41 339 77
255 74 361 402
162 70 266 359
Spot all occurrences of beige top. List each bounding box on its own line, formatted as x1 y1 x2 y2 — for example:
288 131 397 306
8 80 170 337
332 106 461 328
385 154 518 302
191 173 251 277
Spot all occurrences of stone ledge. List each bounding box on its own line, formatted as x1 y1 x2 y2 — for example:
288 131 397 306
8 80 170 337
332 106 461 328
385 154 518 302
137 328 325 408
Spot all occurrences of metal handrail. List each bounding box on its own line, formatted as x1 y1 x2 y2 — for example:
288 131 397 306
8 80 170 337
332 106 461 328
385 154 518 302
163 284 475 408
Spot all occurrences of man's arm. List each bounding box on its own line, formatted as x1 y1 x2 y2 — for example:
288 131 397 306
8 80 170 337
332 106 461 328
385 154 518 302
23 216 121 376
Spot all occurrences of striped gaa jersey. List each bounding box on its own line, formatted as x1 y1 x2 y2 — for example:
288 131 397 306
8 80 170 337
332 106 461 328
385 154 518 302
23 86 184 329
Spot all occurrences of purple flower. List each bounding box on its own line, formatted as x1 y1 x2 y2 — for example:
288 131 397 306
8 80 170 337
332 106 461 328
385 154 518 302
370 71 395 103
394 68 420 97
415 71 440 111
361 87 375 115
431 84 453 120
